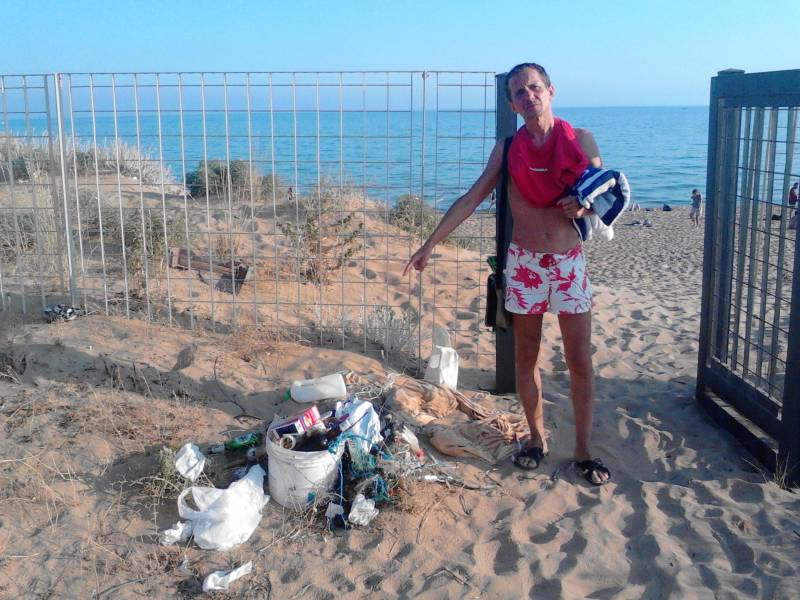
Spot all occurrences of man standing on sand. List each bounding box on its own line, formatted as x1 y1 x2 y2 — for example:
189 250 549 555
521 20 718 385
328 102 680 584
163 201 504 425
403 63 611 485
690 189 703 227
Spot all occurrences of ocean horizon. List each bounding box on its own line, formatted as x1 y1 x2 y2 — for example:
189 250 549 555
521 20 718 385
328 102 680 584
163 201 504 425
5 106 710 208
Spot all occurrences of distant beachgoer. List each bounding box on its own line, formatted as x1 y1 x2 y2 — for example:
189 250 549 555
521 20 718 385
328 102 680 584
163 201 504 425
789 182 798 209
403 62 611 485
690 189 703 227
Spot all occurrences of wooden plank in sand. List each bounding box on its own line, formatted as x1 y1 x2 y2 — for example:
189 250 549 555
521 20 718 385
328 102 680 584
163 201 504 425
168 247 249 286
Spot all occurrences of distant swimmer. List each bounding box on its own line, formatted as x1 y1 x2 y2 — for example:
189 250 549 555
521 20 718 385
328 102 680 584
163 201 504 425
690 189 703 227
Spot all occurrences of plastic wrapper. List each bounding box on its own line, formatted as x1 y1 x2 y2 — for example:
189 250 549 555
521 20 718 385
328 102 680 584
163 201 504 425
174 443 205 482
203 561 253 592
348 494 379 526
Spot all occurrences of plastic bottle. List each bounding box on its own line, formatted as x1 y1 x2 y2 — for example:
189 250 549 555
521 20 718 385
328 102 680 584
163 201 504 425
289 373 347 403
225 432 263 450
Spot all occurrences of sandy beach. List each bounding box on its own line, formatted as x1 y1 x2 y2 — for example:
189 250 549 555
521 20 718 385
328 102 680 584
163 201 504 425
1 205 799 599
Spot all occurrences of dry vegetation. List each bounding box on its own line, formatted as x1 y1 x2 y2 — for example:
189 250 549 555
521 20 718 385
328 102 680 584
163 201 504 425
0 315 496 598
0 138 498 596
1 136 474 370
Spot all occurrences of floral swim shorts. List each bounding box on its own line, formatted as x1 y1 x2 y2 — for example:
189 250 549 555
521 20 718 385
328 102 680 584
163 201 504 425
504 242 593 315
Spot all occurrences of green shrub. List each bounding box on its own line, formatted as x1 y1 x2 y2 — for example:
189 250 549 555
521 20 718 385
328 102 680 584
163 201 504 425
79 194 186 279
186 160 250 198
364 305 419 359
389 194 438 240
278 184 363 284
184 160 282 201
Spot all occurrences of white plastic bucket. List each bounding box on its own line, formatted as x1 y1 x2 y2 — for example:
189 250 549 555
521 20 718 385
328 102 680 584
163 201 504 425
266 437 343 508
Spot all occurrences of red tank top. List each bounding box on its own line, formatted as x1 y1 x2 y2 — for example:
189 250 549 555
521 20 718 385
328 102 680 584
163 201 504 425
508 118 589 208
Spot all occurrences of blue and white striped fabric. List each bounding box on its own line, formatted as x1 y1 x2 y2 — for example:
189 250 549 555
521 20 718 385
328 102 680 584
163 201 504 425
570 167 631 242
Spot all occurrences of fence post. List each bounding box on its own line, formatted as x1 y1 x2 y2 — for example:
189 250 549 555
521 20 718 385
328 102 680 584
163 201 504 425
713 74 741 363
779 215 800 487
495 74 516 393
696 72 719 385
696 70 742 393
53 73 77 306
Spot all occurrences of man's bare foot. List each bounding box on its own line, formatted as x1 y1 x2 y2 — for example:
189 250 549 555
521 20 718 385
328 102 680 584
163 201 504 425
574 459 611 485
512 444 549 470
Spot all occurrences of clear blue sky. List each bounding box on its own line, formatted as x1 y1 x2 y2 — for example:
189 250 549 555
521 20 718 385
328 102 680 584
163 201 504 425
2 0 798 106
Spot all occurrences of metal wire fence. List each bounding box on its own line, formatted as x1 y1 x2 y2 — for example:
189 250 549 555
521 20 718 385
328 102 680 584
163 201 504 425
0 71 500 373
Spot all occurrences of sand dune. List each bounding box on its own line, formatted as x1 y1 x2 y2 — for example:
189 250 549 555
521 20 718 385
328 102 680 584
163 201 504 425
1 206 799 598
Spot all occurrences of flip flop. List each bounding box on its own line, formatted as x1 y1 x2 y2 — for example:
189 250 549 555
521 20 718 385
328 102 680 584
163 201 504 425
574 459 611 486
512 445 548 471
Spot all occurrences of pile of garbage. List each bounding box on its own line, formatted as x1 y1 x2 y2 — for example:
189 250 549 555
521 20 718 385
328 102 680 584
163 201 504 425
264 374 430 523
158 369 524 591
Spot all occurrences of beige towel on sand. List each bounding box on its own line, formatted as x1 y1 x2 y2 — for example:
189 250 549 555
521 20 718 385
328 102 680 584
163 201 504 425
385 375 529 464
387 376 458 423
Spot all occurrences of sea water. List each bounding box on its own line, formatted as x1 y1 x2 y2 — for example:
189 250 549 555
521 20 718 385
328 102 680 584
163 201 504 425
4 106 708 208
560 106 707 208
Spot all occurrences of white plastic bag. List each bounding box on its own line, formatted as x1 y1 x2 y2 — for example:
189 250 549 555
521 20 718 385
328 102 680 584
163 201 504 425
335 398 383 453
203 561 253 592
325 502 345 520
397 426 423 458
424 345 459 389
158 520 193 546
177 465 269 551
174 443 205 482
348 494 379 526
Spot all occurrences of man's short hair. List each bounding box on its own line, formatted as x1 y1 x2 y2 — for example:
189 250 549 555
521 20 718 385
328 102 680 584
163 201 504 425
505 63 551 101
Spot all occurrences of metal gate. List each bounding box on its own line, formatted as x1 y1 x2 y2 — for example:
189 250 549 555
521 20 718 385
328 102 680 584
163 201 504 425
697 68 800 486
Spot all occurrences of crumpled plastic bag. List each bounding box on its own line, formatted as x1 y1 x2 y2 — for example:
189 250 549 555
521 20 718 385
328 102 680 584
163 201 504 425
158 520 193 546
335 398 383 453
348 494 379 526
203 561 253 592
174 443 205 482
396 427 423 457
177 465 269 551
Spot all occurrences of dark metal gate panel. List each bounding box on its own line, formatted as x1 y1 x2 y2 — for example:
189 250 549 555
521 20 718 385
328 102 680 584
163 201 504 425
697 69 800 486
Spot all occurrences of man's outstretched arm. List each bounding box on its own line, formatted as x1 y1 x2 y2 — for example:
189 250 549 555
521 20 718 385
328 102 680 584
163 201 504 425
402 140 504 275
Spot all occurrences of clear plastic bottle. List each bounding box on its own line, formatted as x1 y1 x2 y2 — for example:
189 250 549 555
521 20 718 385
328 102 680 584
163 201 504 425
289 373 347 403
